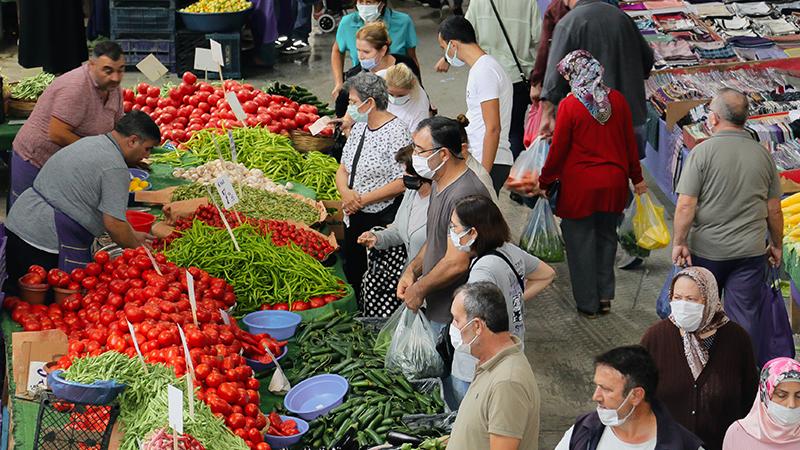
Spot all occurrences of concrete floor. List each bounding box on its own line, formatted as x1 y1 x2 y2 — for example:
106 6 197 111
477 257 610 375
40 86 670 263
0 2 673 447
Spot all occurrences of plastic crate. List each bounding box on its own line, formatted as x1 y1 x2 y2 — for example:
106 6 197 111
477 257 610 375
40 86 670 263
111 2 175 39
175 30 241 79
119 39 176 72
112 0 174 6
33 394 120 450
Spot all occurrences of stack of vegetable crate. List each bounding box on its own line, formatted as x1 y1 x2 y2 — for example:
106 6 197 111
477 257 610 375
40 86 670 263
175 30 242 79
111 0 177 72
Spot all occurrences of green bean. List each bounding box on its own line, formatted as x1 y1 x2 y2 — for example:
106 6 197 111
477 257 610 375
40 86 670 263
11 72 55 100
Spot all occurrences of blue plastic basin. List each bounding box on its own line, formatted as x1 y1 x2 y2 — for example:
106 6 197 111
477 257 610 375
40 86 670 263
284 374 349 420
263 415 309 448
178 7 253 33
242 310 301 340
128 168 149 180
47 370 127 405
245 346 288 373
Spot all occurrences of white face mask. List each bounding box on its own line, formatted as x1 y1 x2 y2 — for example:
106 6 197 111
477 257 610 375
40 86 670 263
412 149 444 179
767 399 800 426
596 390 636 427
449 318 479 355
449 227 474 252
357 4 381 22
670 300 705 332
388 94 411 106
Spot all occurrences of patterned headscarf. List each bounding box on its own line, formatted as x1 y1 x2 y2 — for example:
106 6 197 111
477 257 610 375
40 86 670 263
556 50 612 124
738 357 800 443
668 267 729 380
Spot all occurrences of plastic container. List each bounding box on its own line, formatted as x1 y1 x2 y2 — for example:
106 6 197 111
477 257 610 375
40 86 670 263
19 276 48 305
128 168 150 180
175 30 242 79
242 310 302 340
53 287 78 304
263 415 309 448
110 2 175 39
47 370 127 405
177 7 252 33
245 346 288 373
118 39 176 71
284 374 349 420
126 211 155 233
33 393 120 449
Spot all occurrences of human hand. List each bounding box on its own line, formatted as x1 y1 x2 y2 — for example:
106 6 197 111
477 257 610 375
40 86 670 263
357 231 377 248
133 231 155 249
634 180 648 195
530 83 542 104
768 244 783 268
403 282 425 312
505 173 541 197
396 269 417 300
435 57 450 73
538 101 555 137
331 83 343 101
341 189 362 215
672 245 692 267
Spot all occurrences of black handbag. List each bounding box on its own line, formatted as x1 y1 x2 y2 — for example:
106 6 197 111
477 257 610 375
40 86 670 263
360 227 407 318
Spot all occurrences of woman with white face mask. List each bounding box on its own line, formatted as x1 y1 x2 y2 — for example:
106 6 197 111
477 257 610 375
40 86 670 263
641 267 758 450
384 63 430 134
724 357 800 449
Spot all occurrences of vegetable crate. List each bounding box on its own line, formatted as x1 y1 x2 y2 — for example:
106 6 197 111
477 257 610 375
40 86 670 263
175 30 241 79
110 0 175 40
33 394 120 450
118 39 176 72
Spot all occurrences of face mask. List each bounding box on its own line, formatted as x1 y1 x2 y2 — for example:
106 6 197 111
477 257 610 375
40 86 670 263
357 4 381 22
360 57 379 71
670 300 705 333
449 318 478 355
596 390 636 427
449 227 474 252
347 100 372 123
767 399 800 426
388 94 411 106
444 41 466 68
403 174 424 190
412 149 444 179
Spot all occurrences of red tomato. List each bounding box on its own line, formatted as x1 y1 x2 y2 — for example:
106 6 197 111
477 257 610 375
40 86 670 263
273 303 289 311
137 83 149 95
147 86 160 98
182 71 198 85
290 301 309 311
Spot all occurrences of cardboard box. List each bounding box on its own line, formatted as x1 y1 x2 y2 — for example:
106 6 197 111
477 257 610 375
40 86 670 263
11 330 68 400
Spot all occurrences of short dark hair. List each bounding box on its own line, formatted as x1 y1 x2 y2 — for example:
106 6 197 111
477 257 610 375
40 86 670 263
93 41 124 61
455 282 509 333
438 16 477 44
115 111 161 143
416 116 466 158
454 195 509 255
594 346 659 402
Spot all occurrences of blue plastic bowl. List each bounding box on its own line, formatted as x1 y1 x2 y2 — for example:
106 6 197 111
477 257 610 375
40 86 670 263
242 310 302 340
245 346 288 373
128 168 149 180
47 370 127 405
263 415 309 448
284 374 349 420
178 7 253 33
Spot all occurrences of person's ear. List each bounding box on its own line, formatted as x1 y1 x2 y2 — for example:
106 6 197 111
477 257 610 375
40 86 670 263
631 387 646 406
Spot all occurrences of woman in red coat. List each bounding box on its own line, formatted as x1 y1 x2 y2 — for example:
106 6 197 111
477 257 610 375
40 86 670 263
538 50 647 317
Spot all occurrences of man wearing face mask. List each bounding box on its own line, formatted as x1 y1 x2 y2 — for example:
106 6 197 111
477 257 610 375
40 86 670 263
396 116 492 330
555 345 705 450
446 282 541 450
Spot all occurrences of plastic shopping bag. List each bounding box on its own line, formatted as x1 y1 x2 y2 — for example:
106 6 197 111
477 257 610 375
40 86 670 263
632 193 670 250
520 197 565 262
618 201 651 259
374 304 404 356
755 270 795 367
523 104 543 148
385 306 444 380
510 136 550 183
656 265 680 319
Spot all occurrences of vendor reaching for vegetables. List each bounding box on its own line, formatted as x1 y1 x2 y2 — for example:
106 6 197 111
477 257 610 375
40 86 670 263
9 41 125 208
4 111 160 295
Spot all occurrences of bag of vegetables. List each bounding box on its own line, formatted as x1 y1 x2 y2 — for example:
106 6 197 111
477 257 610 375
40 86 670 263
520 198 565 263
385 307 444 380
632 193 670 250
618 201 651 259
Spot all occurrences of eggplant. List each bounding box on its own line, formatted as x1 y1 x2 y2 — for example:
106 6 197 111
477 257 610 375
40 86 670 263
386 431 423 445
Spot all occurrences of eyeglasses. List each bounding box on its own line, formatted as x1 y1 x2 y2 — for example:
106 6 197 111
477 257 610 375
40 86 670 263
412 145 442 156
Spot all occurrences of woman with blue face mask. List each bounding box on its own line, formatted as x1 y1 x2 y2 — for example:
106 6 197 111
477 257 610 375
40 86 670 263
334 72 412 307
331 0 419 102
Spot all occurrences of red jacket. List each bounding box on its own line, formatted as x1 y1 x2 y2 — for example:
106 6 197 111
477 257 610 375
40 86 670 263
539 89 643 219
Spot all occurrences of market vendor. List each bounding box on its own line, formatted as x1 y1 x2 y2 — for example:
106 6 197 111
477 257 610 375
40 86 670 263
4 111 159 294
9 41 125 208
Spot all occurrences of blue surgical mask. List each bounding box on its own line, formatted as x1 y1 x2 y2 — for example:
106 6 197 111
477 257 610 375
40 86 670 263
357 4 381 22
360 57 379 71
347 100 372 123
444 41 466 68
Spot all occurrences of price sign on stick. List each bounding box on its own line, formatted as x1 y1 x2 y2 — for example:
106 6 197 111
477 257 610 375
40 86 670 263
193 48 217 72
185 271 199 327
227 130 238 164
205 186 241 251
214 175 239 209
219 308 231 326
167 384 184 435
142 246 162 276
210 39 225 67
136 54 169 82
176 324 196 418
126 320 148 371
225 91 247 124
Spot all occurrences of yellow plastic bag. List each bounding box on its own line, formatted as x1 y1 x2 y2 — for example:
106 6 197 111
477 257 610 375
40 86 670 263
633 193 670 250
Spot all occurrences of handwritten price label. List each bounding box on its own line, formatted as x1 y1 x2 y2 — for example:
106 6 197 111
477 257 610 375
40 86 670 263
214 175 239 209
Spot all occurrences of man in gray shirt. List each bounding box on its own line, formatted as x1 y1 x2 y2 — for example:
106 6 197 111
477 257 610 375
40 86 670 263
5 111 160 292
673 88 783 360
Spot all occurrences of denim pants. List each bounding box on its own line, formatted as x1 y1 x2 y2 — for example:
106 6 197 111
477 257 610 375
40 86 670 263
430 320 472 411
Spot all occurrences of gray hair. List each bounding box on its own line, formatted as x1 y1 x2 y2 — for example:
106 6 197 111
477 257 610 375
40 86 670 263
344 72 389 111
709 88 748 127
454 282 508 333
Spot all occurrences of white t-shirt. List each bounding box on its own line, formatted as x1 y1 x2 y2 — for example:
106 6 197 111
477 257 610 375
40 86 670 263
376 68 431 134
555 426 657 450
465 54 514 167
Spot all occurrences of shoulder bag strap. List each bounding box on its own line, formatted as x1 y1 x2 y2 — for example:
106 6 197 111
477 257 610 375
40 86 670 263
470 249 525 292
487 0 530 85
348 126 369 189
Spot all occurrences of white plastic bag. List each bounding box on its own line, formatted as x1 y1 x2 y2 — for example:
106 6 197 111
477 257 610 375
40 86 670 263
385 306 444 380
520 197 565 262
509 137 550 183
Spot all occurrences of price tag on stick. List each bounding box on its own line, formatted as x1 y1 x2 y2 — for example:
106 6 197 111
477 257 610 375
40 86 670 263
167 385 184 435
176 324 196 418
213 136 225 161
136 54 169 82
214 175 239 209
210 39 225 67
193 48 217 72
126 320 148 372
185 271 199 327
225 91 248 124
205 186 241 251
227 130 238 164
142 246 162 276
219 308 231 326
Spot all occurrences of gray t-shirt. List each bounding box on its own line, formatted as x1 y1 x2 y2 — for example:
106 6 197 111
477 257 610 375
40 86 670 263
422 168 491 323
7 134 129 252
676 130 781 260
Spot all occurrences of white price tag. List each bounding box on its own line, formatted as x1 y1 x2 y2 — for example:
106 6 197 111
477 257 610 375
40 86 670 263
167 385 184 435
309 116 332 136
176 325 197 418
214 175 239 209
193 48 218 72
126 320 148 369
142 246 162 276
227 130 238 163
219 309 231 326
136 54 168 82
210 39 225 67
185 271 199 326
205 186 241 252
224 91 247 123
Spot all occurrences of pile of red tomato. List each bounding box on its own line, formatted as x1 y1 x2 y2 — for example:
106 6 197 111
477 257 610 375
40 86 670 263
123 72 325 143
6 249 285 450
